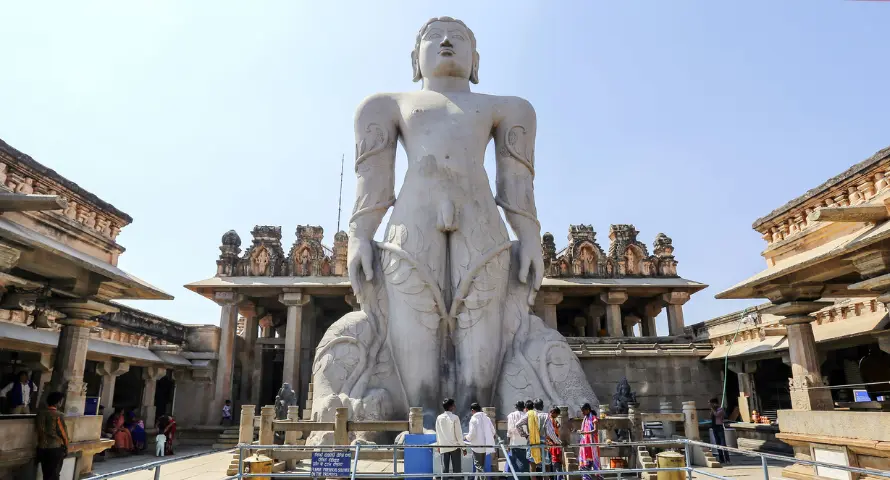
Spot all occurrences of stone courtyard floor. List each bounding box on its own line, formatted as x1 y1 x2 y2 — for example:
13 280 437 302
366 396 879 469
87 449 794 479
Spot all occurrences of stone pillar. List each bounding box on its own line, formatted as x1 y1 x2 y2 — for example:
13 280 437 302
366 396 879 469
35 352 54 408
141 366 166 428
682 401 699 441
763 301 834 411
239 405 255 444
280 291 310 402
624 315 641 337
600 290 628 337
586 304 604 337
533 291 564 330
409 406 424 434
334 407 349 445
238 304 260 407
212 291 242 423
49 300 118 415
483 407 499 472
642 302 663 337
285 405 300 470
728 361 760 422
259 405 275 447
96 360 129 423
345 294 360 312
662 292 691 336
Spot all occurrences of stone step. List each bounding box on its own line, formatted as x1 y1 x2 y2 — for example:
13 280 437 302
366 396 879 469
212 443 238 450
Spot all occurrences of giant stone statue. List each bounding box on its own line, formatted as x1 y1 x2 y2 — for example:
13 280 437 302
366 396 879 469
309 17 598 443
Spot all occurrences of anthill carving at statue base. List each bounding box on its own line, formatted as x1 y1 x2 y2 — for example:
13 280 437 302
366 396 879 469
307 16 598 444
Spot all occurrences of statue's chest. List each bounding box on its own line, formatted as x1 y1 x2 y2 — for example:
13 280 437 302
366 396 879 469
400 97 492 139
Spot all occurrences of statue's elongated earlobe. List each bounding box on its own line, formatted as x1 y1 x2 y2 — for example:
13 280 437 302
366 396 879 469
411 50 422 83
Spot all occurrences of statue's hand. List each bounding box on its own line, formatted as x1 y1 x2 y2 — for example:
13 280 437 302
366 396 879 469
518 239 545 291
348 236 374 295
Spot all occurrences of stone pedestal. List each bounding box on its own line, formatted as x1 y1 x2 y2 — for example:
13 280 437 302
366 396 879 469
765 301 834 411
662 292 690 336
600 290 628 338
140 366 166 428
280 291 311 402
49 300 118 415
96 361 129 424
533 291 563 330
212 291 243 423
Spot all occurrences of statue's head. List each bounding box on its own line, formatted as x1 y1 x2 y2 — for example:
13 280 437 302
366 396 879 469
412 16 479 84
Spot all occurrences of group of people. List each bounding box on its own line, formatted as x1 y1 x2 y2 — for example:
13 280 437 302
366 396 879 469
103 407 176 456
434 398 602 480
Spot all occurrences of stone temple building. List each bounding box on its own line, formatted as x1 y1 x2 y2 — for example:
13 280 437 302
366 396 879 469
690 145 890 475
0 138 221 476
186 222 722 418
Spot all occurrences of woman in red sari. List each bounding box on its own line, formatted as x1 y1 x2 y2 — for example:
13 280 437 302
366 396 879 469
162 415 177 455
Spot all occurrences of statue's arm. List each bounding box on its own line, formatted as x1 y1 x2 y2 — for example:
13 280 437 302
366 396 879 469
351 94 398 239
494 97 543 288
348 94 398 289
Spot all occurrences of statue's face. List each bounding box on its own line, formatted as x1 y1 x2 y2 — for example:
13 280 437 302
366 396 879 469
418 21 473 80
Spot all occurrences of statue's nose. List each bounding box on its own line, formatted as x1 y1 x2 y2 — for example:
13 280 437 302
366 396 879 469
440 38 453 48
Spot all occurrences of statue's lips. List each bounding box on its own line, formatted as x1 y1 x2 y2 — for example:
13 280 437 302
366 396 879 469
439 49 455 57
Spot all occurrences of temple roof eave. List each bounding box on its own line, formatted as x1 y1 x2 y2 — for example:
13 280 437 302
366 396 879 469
184 275 708 301
0 216 172 300
716 217 890 300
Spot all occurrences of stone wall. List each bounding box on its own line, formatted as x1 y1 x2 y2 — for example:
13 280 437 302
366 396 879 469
579 355 723 412
173 376 216 427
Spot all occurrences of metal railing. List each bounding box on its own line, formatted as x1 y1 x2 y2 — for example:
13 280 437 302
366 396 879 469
92 438 890 479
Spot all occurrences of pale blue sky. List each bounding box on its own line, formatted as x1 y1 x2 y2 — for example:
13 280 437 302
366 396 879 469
1 1 888 333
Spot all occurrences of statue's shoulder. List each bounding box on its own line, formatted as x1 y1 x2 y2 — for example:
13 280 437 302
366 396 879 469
355 92 402 120
488 94 535 122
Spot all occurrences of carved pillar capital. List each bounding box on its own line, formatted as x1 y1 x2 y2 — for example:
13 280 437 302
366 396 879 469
52 299 118 327
213 290 245 306
763 301 829 325
850 249 890 278
760 284 824 304
535 291 564 305
279 291 311 307
600 290 628 305
143 366 167 382
96 360 129 378
661 291 690 306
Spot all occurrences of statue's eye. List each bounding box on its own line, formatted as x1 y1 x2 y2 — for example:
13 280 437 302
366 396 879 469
452 34 465 41
427 32 441 40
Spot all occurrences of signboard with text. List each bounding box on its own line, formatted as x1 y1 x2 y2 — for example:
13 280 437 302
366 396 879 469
311 451 352 477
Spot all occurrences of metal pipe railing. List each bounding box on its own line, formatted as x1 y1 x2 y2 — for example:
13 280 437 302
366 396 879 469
93 437 890 479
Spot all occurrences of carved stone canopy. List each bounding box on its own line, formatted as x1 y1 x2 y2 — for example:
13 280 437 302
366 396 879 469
544 224 680 279
215 225 348 277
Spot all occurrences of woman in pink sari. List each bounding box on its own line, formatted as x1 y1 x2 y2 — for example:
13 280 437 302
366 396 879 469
577 403 601 480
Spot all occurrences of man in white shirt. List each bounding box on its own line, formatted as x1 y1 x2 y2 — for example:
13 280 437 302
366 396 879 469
435 398 464 479
0 371 38 414
465 403 496 480
506 400 529 474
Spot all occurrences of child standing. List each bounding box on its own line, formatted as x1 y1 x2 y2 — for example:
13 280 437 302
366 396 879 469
155 433 166 457
221 400 233 426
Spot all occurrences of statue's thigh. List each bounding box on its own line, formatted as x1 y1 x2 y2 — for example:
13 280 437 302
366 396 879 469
448 229 509 360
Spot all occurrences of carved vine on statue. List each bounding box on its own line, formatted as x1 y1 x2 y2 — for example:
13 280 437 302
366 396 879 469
307 16 598 445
